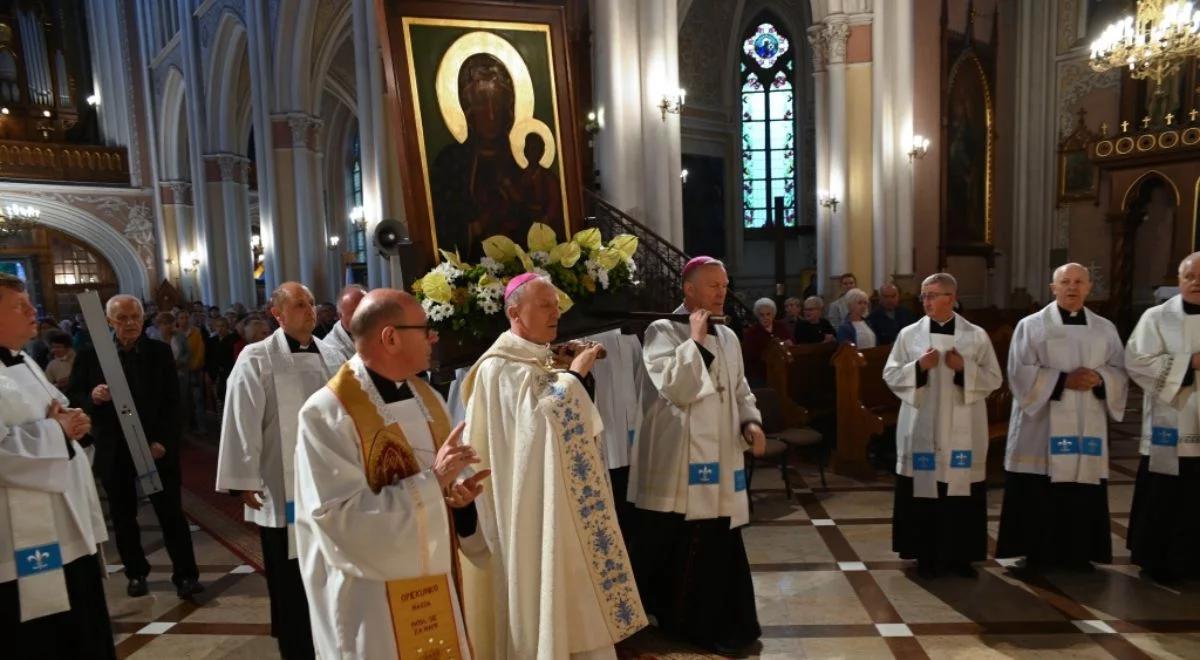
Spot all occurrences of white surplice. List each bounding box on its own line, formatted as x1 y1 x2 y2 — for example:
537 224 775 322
586 329 645 471
883 315 1002 496
459 331 647 660
1005 304 1127 480
629 307 762 528
0 354 106 620
1125 295 1200 475
294 356 478 660
323 322 356 361
215 329 343 550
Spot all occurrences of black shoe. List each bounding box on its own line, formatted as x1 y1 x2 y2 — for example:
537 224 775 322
708 638 754 658
1064 560 1095 574
949 562 978 578
916 559 938 579
175 577 205 599
1147 567 1180 586
126 577 148 597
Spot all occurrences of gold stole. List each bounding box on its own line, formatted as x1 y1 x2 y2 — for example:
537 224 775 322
328 364 466 659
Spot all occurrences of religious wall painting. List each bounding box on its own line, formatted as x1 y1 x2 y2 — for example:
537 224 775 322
1058 109 1099 205
382 3 583 267
944 51 993 247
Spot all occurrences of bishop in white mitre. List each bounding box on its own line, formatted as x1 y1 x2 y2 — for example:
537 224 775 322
215 282 343 659
996 263 1127 571
0 273 112 659
1124 251 1200 584
883 273 1001 579
460 273 646 660
295 289 488 659
585 326 645 537
627 256 766 656
323 284 366 361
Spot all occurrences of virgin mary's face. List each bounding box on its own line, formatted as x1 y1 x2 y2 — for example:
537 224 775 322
460 54 515 143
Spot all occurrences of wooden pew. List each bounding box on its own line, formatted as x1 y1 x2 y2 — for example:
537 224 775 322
831 344 899 479
762 340 837 427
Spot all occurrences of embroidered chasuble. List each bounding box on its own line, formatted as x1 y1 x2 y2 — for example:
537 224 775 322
460 331 647 660
295 356 475 659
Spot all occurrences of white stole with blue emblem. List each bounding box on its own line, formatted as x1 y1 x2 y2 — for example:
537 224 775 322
1043 305 1111 484
1127 296 1200 476
0 364 71 621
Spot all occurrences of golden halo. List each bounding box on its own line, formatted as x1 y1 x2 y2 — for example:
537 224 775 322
435 31 535 145
510 117 556 169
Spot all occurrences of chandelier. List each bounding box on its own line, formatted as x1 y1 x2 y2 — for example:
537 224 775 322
0 203 40 236
1089 0 1200 94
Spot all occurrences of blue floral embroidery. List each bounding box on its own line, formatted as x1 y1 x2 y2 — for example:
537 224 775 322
616 599 636 626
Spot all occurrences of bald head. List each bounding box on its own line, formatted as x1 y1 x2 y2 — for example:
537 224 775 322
352 289 435 379
878 282 900 310
507 277 560 344
337 284 367 332
1179 252 1200 304
1051 262 1092 312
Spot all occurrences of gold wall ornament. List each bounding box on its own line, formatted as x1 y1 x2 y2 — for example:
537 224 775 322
435 29 536 159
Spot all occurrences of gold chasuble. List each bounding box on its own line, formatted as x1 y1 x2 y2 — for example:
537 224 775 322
328 364 467 659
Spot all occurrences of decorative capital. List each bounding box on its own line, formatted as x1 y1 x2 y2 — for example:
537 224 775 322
825 22 850 65
807 27 828 72
161 180 193 205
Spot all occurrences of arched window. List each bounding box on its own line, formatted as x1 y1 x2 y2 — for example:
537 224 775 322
349 133 365 263
740 20 795 230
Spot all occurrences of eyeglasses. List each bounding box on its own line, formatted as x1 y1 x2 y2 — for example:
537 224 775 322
390 323 437 338
918 292 953 302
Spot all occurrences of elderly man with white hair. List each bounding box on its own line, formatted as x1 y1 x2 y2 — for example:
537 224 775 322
1124 251 1200 583
883 273 1002 579
996 263 1127 572
321 284 366 360
459 272 646 659
68 294 202 600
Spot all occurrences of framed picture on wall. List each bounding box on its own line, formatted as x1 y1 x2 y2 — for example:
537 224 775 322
1058 109 1099 205
379 0 584 271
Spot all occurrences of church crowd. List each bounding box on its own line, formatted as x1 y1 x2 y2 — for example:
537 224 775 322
2 253 1200 659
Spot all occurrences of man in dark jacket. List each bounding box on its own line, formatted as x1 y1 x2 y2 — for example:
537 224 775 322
68 294 202 600
866 282 917 346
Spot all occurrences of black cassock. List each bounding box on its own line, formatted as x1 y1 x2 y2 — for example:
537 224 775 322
1127 456 1200 580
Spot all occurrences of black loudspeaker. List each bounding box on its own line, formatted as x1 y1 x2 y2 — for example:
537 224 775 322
373 218 408 257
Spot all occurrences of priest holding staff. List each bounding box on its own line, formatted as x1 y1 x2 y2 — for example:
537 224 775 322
1124 251 1200 583
460 272 646 660
294 288 489 659
996 263 1127 571
883 273 1002 579
628 256 765 656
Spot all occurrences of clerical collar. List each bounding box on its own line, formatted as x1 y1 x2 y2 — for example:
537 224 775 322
284 333 319 354
0 347 24 367
1057 305 1087 325
365 367 413 404
1183 299 1200 315
929 316 955 335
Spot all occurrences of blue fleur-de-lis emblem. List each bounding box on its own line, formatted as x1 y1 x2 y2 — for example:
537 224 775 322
1151 427 1177 447
698 465 713 481
27 549 50 571
1080 437 1103 456
913 452 936 471
1051 436 1079 455
950 450 971 468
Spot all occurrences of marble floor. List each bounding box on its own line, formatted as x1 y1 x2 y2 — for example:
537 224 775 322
99 399 1200 659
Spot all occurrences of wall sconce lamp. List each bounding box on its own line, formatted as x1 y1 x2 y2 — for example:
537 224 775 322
818 190 840 214
584 110 600 136
328 235 341 250
250 234 261 250
680 169 689 184
181 252 201 273
658 88 686 121
349 206 366 229
86 94 99 107
41 109 51 118
907 134 930 162
0 107 9 116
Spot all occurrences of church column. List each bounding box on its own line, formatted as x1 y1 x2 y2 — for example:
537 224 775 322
158 181 191 292
1010 0 1056 299
592 0 646 221
636 0 683 247
808 28 831 295
201 155 237 308
271 114 330 300
177 0 215 303
83 0 132 149
246 0 280 293
872 0 915 289
825 20 851 289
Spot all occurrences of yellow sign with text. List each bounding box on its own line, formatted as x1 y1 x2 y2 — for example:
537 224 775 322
387 574 462 660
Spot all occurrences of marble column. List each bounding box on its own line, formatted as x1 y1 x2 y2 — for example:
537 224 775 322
1011 0 1057 298
270 114 331 301
871 0 915 287
245 0 280 293
176 0 215 303
821 20 851 291
158 181 191 291
808 27 831 295
636 0 684 246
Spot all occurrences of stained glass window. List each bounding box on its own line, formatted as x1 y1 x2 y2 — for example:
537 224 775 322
741 21 796 230
350 134 366 263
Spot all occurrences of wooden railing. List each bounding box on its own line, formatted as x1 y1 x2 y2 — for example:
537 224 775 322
0 140 130 185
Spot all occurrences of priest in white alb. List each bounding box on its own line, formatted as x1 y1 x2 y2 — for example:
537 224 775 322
628 256 765 656
996 263 1127 571
0 273 112 659
323 284 366 361
1124 251 1200 584
883 273 1002 579
460 273 647 660
295 288 488 659
215 282 343 659
585 326 645 537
